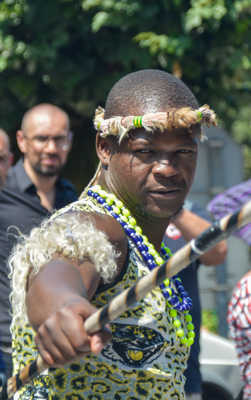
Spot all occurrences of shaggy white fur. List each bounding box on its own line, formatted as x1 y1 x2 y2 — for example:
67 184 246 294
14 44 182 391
9 212 119 330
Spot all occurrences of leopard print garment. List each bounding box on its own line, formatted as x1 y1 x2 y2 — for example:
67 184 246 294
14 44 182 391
12 194 190 399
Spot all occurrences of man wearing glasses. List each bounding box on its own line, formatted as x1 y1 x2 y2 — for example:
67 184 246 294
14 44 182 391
0 104 78 379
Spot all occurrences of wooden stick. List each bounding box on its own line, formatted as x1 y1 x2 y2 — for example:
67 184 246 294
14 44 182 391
1 200 251 399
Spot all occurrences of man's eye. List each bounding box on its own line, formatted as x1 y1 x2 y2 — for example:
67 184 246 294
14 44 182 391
36 136 48 143
135 149 152 154
177 149 195 154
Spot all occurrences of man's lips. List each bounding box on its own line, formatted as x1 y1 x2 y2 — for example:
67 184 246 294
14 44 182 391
42 157 60 164
148 187 183 194
147 186 185 199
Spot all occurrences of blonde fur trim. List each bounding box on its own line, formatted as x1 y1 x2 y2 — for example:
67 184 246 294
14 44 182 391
94 104 217 142
9 212 119 329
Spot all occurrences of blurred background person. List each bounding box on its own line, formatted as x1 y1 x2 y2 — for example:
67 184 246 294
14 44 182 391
228 269 251 400
0 129 12 189
0 103 78 379
208 180 251 400
0 128 12 376
163 200 227 400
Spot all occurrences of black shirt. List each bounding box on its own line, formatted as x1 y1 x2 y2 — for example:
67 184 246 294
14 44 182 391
163 201 210 394
0 159 78 347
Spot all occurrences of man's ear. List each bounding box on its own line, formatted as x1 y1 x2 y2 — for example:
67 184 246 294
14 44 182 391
16 130 26 154
96 135 113 168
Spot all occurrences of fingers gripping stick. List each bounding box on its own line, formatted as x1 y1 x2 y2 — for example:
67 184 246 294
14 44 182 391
1 200 251 399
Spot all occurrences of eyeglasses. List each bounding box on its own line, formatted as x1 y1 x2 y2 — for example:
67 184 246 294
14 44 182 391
24 131 73 150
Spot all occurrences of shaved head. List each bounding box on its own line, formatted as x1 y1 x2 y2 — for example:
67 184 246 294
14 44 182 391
105 69 198 118
21 103 70 133
0 129 10 151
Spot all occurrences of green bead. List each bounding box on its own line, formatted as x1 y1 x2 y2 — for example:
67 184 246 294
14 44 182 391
187 337 194 347
120 215 128 223
116 200 123 209
142 235 149 244
149 248 156 256
163 278 170 287
187 323 194 331
173 319 181 328
170 309 177 318
99 189 107 198
106 195 115 205
176 329 184 338
156 257 163 265
180 337 188 345
188 331 195 338
122 208 130 217
129 217 136 226
185 314 192 322
106 197 114 205
113 207 120 215
135 226 142 234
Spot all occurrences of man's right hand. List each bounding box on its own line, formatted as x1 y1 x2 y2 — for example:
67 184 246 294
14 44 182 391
34 296 111 368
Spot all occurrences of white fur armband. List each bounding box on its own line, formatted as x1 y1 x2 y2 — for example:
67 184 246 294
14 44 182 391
9 212 119 328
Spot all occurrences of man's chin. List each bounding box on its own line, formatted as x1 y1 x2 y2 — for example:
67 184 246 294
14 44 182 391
35 165 62 177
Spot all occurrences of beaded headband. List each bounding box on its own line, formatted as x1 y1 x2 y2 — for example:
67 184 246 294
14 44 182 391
94 104 217 142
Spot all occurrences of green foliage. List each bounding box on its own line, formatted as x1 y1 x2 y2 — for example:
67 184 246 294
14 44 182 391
0 0 250 187
202 309 219 333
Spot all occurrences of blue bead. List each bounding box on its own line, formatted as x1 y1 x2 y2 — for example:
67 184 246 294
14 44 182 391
98 198 105 204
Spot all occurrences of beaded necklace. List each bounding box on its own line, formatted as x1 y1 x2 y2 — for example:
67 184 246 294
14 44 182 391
87 185 195 347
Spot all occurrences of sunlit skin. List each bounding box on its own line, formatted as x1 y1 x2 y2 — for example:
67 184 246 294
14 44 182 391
17 108 71 180
0 133 12 189
97 126 200 249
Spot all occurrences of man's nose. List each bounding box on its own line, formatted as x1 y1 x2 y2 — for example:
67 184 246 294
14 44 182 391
152 158 178 177
44 138 58 152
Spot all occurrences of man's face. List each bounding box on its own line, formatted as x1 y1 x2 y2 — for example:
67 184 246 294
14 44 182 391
18 110 71 178
100 127 199 219
0 135 12 189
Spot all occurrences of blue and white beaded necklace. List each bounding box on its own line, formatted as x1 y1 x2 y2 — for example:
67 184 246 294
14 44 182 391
87 185 195 347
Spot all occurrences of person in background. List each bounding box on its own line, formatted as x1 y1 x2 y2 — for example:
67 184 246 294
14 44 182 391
163 200 227 400
0 129 13 189
0 128 13 376
0 104 78 379
9 69 219 399
208 179 251 400
227 270 251 400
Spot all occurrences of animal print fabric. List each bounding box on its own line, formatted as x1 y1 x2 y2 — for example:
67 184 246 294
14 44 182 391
12 194 190 399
